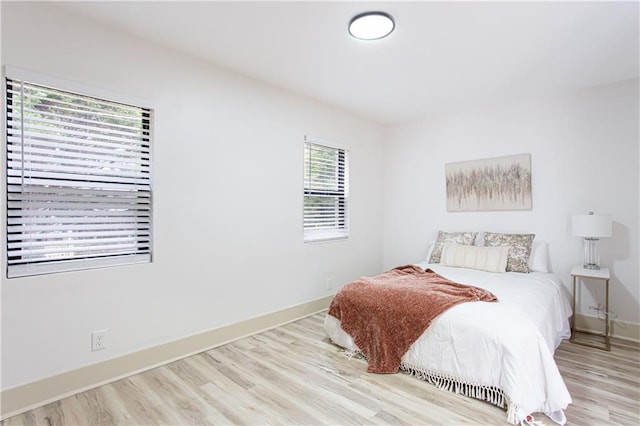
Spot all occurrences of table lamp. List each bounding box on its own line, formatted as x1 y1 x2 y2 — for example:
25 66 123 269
572 211 612 270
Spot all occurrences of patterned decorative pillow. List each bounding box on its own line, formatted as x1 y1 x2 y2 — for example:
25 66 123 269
428 231 478 264
483 233 535 273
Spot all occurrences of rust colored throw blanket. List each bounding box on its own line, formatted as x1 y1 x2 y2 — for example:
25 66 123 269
328 265 497 374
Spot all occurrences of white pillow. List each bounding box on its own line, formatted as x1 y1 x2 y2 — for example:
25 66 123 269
528 240 550 273
425 241 435 262
440 243 509 273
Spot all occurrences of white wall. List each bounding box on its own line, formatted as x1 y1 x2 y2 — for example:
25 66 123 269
0 3 384 389
383 80 639 327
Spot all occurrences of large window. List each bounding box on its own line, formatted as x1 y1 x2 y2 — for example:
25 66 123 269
303 138 349 242
5 72 152 278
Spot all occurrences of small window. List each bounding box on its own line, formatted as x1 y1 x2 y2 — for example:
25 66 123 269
5 75 152 278
303 138 349 242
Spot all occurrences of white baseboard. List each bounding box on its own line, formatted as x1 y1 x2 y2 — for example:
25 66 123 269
574 313 640 342
0 295 334 421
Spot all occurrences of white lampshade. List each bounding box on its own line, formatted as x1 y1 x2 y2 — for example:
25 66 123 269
572 214 612 238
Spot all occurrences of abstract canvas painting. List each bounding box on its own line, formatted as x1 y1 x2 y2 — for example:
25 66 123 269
446 153 532 212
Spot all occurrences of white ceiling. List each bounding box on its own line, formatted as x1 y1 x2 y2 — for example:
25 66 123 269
57 1 639 125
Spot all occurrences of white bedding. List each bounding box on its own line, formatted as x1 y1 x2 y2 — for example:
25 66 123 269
324 263 573 425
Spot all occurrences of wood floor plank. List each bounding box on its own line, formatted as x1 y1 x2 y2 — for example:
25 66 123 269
2 312 639 425
237 345 375 424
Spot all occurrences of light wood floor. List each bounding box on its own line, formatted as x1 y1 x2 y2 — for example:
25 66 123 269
3 312 639 425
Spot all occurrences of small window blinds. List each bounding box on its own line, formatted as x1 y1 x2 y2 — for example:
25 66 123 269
5 76 152 278
303 138 349 242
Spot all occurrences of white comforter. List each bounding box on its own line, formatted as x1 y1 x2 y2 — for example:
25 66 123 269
324 263 573 425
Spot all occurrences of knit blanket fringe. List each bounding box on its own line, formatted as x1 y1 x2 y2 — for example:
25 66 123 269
401 363 523 425
341 349 523 425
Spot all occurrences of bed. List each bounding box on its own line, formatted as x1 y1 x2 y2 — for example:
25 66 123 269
324 234 573 425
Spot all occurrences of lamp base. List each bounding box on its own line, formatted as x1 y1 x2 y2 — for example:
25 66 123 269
583 237 601 270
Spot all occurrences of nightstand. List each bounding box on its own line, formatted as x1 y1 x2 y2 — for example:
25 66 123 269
570 266 610 351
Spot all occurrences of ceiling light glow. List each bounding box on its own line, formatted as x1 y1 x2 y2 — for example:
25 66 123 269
349 12 395 41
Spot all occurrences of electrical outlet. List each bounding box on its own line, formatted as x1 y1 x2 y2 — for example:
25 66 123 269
91 329 107 351
326 278 333 290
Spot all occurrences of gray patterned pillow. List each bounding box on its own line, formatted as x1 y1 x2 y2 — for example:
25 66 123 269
429 231 478 264
483 233 535 273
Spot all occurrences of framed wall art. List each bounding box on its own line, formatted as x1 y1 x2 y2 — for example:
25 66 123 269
446 153 532 212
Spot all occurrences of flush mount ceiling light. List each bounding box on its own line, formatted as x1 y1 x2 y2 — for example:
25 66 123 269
349 11 395 40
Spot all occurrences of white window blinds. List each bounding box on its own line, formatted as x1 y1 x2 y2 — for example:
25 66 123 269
5 77 152 278
303 139 349 242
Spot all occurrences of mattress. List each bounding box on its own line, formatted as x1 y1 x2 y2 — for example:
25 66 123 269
324 263 573 425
